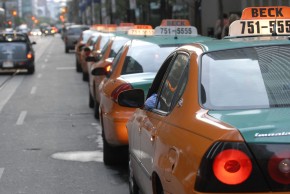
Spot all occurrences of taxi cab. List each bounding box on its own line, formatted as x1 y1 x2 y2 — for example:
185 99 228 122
117 6 290 194
84 24 133 83
88 25 151 116
81 27 115 81
92 21 213 166
75 29 95 72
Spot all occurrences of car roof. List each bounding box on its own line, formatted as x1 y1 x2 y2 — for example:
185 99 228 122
192 36 290 53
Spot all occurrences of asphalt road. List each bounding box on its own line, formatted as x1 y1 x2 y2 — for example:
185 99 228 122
0 34 129 194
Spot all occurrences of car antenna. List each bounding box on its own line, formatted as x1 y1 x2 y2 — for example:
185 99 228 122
272 7 278 36
174 25 178 39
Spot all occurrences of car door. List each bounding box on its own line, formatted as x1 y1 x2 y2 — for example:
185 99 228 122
138 52 190 190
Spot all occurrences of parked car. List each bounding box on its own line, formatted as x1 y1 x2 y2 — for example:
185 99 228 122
118 6 290 194
64 24 89 53
92 24 212 166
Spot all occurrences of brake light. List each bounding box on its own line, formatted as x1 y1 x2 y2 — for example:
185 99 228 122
268 151 290 184
27 52 33 59
84 50 90 57
213 149 252 185
111 83 132 102
105 65 111 72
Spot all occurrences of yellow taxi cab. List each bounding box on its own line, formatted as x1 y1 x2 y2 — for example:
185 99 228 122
75 29 95 72
80 25 116 81
88 25 151 116
92 21 213 166
117 6 290 194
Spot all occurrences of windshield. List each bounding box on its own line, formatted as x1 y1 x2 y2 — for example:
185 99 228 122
109 37 130 58
201 45 290 110
0 42 27 60
122 41 175 75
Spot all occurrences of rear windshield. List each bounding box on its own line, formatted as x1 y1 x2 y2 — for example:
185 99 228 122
201 45 290 110
121 40 175 75
0 42 27 60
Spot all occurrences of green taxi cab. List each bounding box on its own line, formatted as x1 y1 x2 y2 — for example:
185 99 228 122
117 6 290 194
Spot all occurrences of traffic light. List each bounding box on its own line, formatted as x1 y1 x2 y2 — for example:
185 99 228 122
12 10 17 16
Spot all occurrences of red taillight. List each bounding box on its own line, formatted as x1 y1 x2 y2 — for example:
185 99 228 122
84 50 91 57
268 151 290 184
27 52 33 59
213 149 252 185
111 83 132 102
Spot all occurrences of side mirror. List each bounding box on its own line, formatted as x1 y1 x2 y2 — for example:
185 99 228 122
86 56 97 62
118 89 145 108
31 41 36 45
91 67 109 76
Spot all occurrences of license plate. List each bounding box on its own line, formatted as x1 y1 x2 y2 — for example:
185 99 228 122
3 61 13 68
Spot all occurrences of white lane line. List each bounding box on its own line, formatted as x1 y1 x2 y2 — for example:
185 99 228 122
44 59 48 62
16 111 27 125
37 73 42 78
41 65 46 69
0 76 24 113
30 86 37 94
56 67 76 70
0 168 4 179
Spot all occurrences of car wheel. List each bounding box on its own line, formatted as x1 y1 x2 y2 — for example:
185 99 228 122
82 72 88 81
89 92 94 108
76 59 82 72
156 179 164 194
27 65 35 74
65 46 69 53
94 100 100 120
129 155 139 194
103 137 118 165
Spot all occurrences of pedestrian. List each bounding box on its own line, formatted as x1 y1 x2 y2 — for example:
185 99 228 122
221 13 240 38
214 13 229 39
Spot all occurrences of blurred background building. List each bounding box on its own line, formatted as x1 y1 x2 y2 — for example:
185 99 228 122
0 0 290 36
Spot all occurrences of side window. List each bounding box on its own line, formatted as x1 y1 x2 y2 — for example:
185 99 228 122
157 53 189 112
108 46 124 77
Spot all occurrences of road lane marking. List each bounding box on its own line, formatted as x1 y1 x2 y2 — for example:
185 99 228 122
30 86 37 94
16 111 27 125
44 59 48 62
0 76 24 113
37 73 42 78
56 67 76 70
0 168 4 179
41 65 46 69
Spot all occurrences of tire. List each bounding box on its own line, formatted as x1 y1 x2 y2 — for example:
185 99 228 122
103 137 118 166
94 100 100 120
103 137 128 166
27 65 35 74
82 72 88 81
89 92 94 108
76 59 82 72
129 155 139 194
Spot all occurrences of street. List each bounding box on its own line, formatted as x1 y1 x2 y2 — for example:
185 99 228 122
0 34 129 194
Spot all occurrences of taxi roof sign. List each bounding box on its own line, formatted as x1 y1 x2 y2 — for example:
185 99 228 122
154 26 198 36
160 19 190 26
127 25 154 36
241 6 290 20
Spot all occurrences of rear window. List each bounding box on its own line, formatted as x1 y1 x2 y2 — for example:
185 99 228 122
121 40 175 75
0 42 27 60
201 45 290 110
